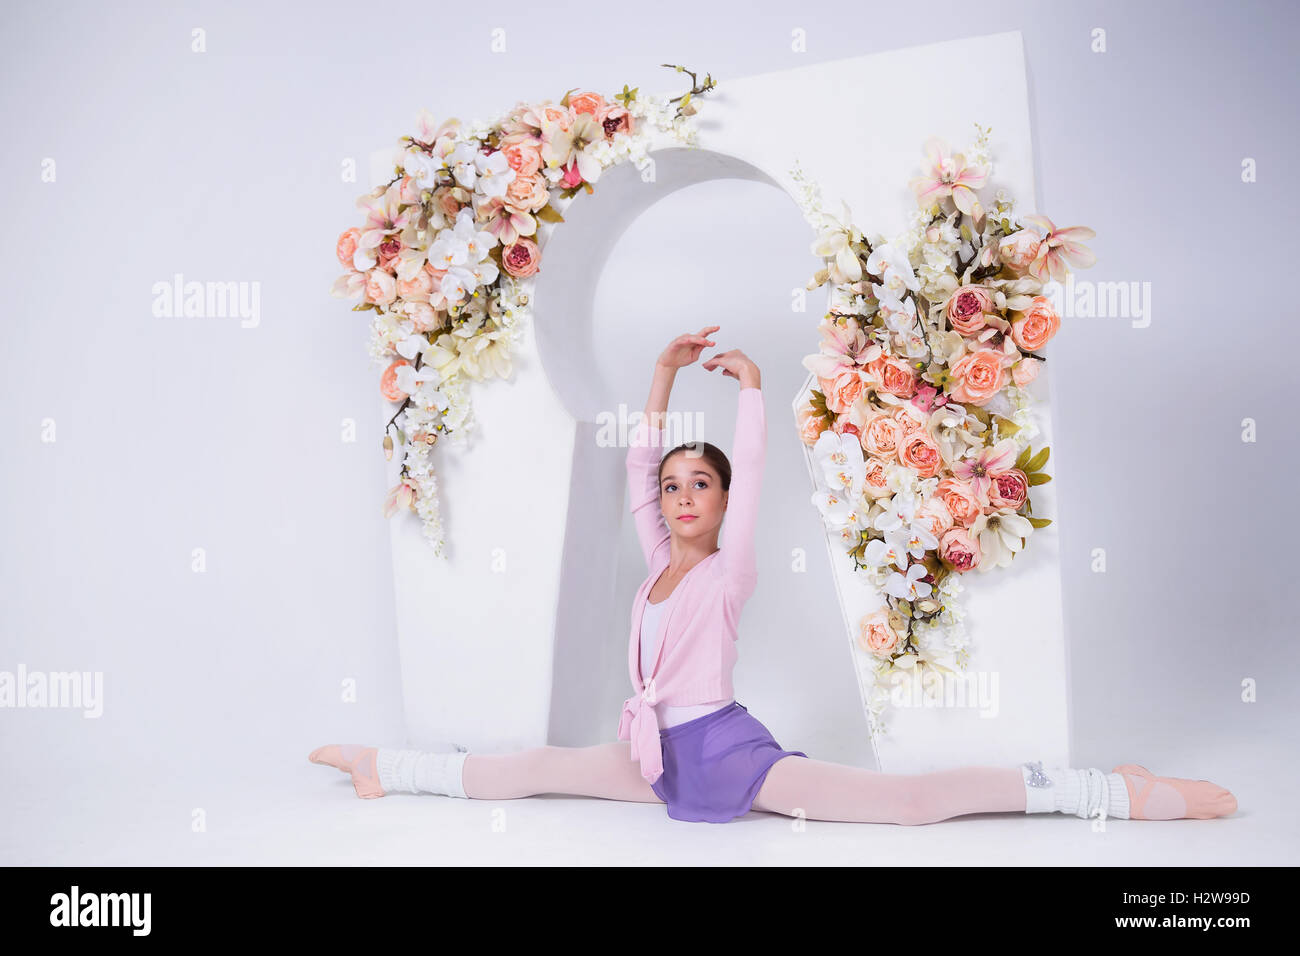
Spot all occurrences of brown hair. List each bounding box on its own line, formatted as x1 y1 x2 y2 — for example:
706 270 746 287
658 441 732 491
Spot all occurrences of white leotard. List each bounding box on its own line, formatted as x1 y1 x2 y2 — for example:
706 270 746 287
639 596 732 727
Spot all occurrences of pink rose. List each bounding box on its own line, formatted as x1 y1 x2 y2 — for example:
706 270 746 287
831 418 860 442
945 284 996 336
899 431 942 478
377 236 402 274
819 368 869 415
939 527 981 572
1012 357 1040 387
595 102 634 138
336 227 361 269
502 237 541 277
857 608 901 659
380 359 411 401
500 141 542 178
949 349 1008 406
918 497 955 540
559 160 584 189
796 403 830 446
1011 296 1061 353
365 268 397 306
567 91 607 116
936 477 981 527
999 229 1042 275
987 468 1030 511
863 414 904 459
397 270 433 302
539 103 576 131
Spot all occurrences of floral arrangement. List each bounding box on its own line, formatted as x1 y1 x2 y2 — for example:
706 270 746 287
331 66 716 555
790 124 1096 737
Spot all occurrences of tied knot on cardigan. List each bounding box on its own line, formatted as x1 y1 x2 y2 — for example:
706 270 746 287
640 676 658 706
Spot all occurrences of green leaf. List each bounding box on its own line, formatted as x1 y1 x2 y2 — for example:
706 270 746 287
1027 516 1053 528
1027 472 1052 485
1025 445 1050 473
535 203 565 223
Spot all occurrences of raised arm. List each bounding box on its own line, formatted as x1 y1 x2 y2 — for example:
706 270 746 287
701 351 765 608
626 364 674 569
627 327 720 570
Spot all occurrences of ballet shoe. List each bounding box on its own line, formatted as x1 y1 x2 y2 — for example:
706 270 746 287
308 743 368 774
1112 763 1237 820
347 746 386 799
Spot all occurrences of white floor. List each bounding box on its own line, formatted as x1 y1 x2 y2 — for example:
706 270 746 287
3 726 1293 866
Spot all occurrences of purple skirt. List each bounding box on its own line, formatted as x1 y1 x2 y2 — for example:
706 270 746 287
649 702 808 823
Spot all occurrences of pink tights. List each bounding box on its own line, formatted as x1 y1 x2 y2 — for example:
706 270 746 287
460 741 1026 825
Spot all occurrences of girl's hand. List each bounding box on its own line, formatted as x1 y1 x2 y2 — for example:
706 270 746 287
657 326 720 370
702 349 760 388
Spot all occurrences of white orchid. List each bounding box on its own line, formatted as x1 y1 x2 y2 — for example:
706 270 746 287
812 428 866 494
474 149 516 199
884 562 932 601
812 487 867 539
863 532 911 572
428 209 499 305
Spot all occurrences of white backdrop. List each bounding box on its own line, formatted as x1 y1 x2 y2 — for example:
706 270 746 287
383 31 1069 773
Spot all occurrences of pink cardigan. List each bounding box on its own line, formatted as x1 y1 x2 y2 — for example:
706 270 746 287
617 386 766 784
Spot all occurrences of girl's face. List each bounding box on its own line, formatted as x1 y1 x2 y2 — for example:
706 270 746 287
659 449 727 544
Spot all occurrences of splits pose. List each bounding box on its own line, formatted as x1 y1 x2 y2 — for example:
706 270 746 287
310 327 1237 825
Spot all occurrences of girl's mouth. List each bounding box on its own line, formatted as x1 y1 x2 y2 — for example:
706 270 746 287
677 515 697 522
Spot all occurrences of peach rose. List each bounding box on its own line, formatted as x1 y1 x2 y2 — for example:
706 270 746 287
502 237 541 277
819 368 869 415
936 477 982 527
505 172 550 212
1012 356 1040 387
396 270 433 302
862 456 893 499
500 140 542 178
863 414 904 460
917 497 955 540
948 349 1008 406
797 403 830 446
899 431 942 478
867 355 919 399
595 102 634 138
1011 296 1061 352
939 527 981 572
857 608 901 659
567 91 607 116
336 227 361 269
998 229 1042 275
380 359 411 401
539 103 575 131
987 468 1030 511
365 268 397 306
944 284 996 336
891 403 929 436
431 185 463 219
407 301 439 333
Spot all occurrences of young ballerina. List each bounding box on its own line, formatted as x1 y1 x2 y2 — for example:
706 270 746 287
310 326 1238 825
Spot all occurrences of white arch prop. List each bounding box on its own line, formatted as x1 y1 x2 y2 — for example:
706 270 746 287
376 30 1071 773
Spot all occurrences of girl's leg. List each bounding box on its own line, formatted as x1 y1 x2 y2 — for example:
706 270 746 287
752 755 1025 825
462 740 664 804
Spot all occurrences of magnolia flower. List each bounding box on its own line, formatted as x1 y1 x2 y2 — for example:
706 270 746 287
884 562 932 601
812 224 862 284
355 183 411 254
908 136 989 218
802 315 880 379
541 111 605 184
383 478 419 518
951 438 1018 505
1019 214 1096 283
968 510 1034 570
